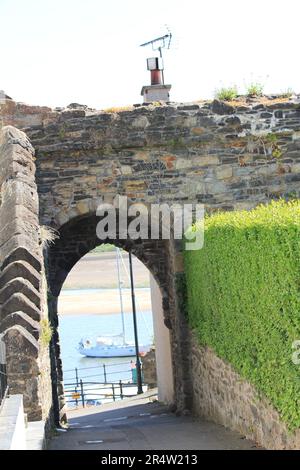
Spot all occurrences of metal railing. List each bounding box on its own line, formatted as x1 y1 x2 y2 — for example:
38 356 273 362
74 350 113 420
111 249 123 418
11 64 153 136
0 338 8 410
64 379 144 408
63 361 135 385
63 362 144 408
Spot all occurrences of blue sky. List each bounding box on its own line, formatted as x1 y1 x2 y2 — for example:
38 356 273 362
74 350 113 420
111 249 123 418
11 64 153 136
1 0 299 109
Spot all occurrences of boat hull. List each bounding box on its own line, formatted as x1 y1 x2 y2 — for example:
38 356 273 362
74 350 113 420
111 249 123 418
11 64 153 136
78 344 151 358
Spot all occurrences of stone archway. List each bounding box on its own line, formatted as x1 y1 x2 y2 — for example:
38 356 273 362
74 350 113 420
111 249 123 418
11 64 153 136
45 208 190 424
2 99 300 443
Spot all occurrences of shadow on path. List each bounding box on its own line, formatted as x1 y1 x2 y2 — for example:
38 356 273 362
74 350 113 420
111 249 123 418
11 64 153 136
48 392 260 450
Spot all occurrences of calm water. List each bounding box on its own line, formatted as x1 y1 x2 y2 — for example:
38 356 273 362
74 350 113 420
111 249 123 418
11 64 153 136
58 293 154 385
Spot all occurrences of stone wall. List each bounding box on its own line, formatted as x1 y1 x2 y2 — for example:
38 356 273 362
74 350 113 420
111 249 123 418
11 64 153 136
0 126 52 422
190 335 300 449
2 97 300 229
1 96 300 430
45 224 189 423
142 348 157 389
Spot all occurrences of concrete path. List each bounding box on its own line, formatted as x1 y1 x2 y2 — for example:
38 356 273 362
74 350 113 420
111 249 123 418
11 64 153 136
48 391 259 450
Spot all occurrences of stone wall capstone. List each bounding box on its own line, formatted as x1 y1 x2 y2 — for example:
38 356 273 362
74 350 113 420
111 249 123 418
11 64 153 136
1 97 300 228
2 97 300 229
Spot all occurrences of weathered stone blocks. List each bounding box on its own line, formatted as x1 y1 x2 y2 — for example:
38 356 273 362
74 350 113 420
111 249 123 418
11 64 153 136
142 348 157 389
2 326 43 421
0 292 41 322
0 278 41 308
16 98 298 225
0 312 40 340
0 244 41 272
1 97 300 433
0 261 40 291
190 336 300 449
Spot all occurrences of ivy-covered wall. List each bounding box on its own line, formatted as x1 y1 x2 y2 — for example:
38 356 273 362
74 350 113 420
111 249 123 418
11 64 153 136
184 200 300 431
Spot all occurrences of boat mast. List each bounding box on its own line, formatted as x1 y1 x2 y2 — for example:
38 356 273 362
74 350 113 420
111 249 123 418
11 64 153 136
129 250 143 395
116 247 126 344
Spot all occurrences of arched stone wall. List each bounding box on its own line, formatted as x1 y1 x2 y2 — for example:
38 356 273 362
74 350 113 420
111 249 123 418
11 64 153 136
2 97 300 432
46 208 189 424
47 211 170 300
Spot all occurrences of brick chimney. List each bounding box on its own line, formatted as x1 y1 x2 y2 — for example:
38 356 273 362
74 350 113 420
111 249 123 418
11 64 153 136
141 57 171 103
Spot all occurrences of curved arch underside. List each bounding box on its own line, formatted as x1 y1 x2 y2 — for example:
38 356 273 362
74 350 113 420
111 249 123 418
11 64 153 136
45 212 192 425
47 212 171 322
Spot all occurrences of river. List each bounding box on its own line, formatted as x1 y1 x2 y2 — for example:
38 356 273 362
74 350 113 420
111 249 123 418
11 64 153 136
58 288 154 385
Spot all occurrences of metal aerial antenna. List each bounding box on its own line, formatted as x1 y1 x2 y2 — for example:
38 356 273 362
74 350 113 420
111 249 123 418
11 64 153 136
140 28 172 85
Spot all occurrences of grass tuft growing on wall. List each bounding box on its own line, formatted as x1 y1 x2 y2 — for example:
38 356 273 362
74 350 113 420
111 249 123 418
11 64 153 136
215 86 238 101
40 318 53 347
246 82 264 97
184 200 300 430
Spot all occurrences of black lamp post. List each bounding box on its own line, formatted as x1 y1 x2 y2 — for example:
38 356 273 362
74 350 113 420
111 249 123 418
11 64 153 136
128 250 143 395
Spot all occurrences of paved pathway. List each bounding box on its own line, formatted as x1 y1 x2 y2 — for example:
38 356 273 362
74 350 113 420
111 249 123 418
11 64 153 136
49 391 259 450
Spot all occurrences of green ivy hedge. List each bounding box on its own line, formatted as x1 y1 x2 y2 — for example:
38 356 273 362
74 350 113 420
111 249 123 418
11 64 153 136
184 200 300 429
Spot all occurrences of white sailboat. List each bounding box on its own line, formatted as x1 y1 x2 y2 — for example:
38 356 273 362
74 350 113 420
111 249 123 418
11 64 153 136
78 248 151 358
78 334 150 358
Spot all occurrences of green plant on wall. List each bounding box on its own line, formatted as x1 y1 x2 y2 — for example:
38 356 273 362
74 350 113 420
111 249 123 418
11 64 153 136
40 318 53 347
280 88 294 99
248 132 283 161
184 200 300 430
246 82 264 97
58 124 66 140
265 133 282 159
168 136 186 149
